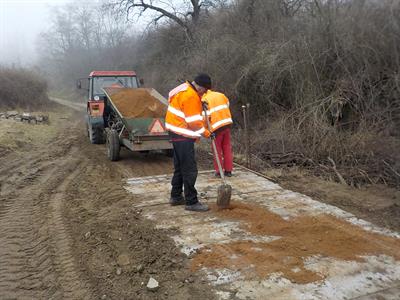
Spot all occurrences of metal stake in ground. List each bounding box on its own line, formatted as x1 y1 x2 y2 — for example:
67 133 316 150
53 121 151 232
202 103 232 209
242 104 251 168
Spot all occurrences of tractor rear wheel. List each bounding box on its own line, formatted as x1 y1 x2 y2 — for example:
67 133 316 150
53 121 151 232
106 129 120 161
88 123 105 144
85 122 90 137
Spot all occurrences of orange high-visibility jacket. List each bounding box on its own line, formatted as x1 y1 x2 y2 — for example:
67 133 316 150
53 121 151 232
165 82 210 138
202 90 233 132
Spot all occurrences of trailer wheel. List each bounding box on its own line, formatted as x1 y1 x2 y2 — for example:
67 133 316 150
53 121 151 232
88 123 105 144
106 129 120 161
164 149 174 157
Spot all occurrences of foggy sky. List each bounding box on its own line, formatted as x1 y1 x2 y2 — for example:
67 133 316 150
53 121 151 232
0 0 183 67
0 0 70 66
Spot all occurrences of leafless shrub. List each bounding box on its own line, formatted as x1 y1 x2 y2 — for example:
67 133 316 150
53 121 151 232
0 67 51 110
244 112 400 187
192 0 400 187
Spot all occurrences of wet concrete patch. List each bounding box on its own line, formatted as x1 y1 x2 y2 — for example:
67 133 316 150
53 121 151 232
125 169 400 299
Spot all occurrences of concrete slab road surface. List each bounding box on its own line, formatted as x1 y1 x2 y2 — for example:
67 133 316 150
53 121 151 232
125 168 400 300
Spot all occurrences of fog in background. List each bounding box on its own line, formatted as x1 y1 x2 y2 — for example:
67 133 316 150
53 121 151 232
0 0 74 66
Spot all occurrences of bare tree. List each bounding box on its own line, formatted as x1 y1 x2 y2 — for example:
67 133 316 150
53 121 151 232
75 5 95 50
280 0 307 16
114 0 219 39
37 0 137 90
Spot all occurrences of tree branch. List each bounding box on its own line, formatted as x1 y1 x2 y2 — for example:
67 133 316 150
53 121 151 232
124 0 193 37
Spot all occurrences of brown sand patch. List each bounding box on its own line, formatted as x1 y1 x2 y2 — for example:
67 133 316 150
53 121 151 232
191 202 400 284
104 88 167 118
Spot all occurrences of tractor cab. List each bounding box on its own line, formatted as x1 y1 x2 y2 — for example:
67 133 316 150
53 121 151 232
89 72 139 100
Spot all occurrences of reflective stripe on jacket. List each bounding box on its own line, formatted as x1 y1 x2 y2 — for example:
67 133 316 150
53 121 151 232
202 90 233 132
165 82 210 139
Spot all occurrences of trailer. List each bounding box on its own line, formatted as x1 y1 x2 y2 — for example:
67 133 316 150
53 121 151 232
103 87 172 161
77 71 141 144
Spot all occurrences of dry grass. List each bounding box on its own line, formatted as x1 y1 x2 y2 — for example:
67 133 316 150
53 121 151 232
233 116 400 187
0 111 66 154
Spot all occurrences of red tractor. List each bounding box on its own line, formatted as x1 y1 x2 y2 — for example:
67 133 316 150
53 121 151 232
77 70 142 144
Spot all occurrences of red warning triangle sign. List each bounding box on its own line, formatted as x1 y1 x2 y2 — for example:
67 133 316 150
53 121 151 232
149 119 166 134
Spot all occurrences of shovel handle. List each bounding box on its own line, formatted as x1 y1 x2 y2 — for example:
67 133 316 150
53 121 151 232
211 138 226 183
203 104 226 184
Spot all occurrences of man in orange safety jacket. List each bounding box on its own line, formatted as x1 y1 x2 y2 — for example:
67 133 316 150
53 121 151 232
165 73 212 212
202 90 233 177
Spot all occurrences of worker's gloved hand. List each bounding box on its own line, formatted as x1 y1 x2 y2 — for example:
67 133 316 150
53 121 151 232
210 132 216 140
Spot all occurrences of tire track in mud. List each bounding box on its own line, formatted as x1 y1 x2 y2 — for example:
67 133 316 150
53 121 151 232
0 160 65 298
1 113 214 299
48 160 93 299
0 121 94 299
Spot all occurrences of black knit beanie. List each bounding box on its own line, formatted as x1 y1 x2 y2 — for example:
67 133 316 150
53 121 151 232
194 73 212 89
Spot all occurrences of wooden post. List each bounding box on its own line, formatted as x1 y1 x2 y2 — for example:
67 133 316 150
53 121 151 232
242 104 251 168
246 103 251 168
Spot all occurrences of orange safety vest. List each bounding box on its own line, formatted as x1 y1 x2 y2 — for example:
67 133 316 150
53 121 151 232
165 82 210 138
202 90 233 132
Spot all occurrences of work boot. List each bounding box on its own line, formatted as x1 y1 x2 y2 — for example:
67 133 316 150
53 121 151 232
185 201 209 212
169 197 185 206
214 172 221 178
224 171 232 177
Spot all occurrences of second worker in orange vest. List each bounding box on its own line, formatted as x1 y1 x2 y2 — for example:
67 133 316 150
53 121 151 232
202 90 233 177
165 74 212 212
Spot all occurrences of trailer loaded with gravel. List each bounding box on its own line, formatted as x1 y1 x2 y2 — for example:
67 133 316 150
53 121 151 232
102 87 172 161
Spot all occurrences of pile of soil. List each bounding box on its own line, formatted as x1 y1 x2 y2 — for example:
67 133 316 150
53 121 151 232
105 88 167 118
191 202 400 284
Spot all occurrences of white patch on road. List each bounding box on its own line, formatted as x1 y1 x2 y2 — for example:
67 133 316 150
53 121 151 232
125 168 400 299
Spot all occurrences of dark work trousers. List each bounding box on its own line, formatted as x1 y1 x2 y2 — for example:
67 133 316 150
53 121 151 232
170 140 198 205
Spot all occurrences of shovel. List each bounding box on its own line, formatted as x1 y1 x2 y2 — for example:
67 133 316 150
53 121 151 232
202 103 232 209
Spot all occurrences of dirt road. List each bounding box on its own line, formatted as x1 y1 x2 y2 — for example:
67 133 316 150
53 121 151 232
0 108 214 299
1 104 399 299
